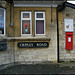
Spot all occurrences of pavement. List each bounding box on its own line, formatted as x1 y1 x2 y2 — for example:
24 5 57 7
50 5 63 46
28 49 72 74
60 70 75 74
0 62 75 74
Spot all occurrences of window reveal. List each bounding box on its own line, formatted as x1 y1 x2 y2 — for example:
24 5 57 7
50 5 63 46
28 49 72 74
21 12 32 35
35 12 45 35
0 8 5 35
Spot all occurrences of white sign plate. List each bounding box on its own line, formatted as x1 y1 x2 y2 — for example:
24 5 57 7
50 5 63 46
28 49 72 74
64 19 74 32
68 37 71 42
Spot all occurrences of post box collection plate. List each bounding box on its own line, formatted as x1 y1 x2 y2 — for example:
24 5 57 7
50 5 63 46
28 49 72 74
18 42 49 48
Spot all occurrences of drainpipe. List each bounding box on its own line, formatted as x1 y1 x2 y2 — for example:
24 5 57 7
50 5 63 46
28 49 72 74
5 0 14 26
10 4 11 26
6 0 15 64
10 3 14 26
51 5 54 27
57 2 66 63
10 3 15 64
56 10 59 63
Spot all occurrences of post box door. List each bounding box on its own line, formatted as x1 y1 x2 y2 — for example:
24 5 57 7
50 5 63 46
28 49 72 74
66 32 73 50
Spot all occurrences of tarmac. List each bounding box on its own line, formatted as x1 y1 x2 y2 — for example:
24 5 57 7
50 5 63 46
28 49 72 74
0 62 75 74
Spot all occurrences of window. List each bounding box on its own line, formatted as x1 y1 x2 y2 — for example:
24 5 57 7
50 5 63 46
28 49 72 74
0 8 5 35
21 11 32 35
35 12 45 35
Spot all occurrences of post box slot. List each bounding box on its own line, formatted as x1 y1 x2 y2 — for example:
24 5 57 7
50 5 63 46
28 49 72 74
67 34 72 36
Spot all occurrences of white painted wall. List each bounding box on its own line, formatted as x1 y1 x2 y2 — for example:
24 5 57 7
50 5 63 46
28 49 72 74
67 1 75 4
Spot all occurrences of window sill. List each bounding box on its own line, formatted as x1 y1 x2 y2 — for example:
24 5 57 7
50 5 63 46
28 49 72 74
0 37 51 41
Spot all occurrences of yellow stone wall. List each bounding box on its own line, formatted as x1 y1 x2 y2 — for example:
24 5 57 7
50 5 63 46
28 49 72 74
0 4 58 65
58 7 75 62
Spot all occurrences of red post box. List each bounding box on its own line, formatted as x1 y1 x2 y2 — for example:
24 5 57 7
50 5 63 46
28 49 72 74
66 32 73 50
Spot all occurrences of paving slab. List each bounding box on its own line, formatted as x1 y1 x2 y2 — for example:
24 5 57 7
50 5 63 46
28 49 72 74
0 63 75 74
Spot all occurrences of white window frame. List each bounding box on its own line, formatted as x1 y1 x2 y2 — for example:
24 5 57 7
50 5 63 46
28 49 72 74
21 11 32 36
0 8 6 36
35 12 45 35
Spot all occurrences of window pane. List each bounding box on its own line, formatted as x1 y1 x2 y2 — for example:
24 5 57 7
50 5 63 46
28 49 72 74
37 13 43 18
23 13 29 18
36 20 44 34
0 9 4 34
22 20 30 34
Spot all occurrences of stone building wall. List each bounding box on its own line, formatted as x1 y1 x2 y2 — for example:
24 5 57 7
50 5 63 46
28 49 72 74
0 6 58 65
59 7 75 62
0 3 14 65
13 7 57 64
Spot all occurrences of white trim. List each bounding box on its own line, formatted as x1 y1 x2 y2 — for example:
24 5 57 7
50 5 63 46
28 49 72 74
21 18 31 20
36 18 45 20
21 11 32 36
14 4 57 7
35 12 45 35
0 8 6 36
64 19 74 32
